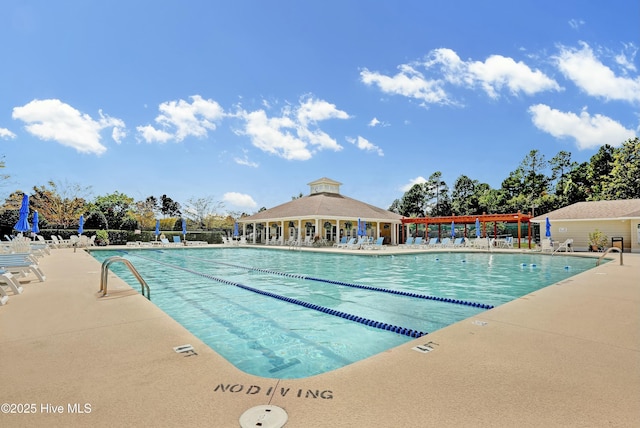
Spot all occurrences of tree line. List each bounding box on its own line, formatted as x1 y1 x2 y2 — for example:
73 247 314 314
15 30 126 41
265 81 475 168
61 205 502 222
388 137 639 218
0 177 231 234
0 137 637 235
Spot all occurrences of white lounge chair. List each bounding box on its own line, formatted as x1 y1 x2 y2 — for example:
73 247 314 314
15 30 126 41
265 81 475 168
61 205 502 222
553 238 573 253
399 237 414 248
347 237 366 249
0 254 46 282
0 269 25 305
337 237 355 248
333 237 348 247
540 238 553 252
452 237 465 247
363 237 385 250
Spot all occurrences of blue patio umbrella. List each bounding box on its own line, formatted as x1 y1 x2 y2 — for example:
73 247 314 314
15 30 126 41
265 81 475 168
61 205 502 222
361 220 367 237
545 216 551 238
233 222 239 237
32 211 40 236
154 219 160 241
14 193 30 233
475 217 481 238
182 219 187 238
357 218 364 237
451 220 456 238
77 215 85 235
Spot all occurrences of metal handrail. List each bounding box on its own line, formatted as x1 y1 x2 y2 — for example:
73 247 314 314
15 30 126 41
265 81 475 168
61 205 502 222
100 256 150 299
596 247 623 266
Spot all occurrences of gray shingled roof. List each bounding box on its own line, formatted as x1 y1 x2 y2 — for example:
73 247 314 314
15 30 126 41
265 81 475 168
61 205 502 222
531 199 640 221
240 192 402 222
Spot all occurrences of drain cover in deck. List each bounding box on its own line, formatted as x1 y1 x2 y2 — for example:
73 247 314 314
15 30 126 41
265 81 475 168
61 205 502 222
239 405 288 428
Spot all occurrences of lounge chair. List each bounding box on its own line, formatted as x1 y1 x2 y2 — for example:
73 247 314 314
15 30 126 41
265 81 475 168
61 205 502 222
452 237 465 247
399 237 414 247
0 270 23 306
337 237 355 248
0 254 46 282
333 237 348 247
553 238 573 253
37 235 58 250
439 237 451 247
411 237 423 247
173 236 183 245
0 269 24 296
347 237 366 249
363 237 385 250
540 238 553 253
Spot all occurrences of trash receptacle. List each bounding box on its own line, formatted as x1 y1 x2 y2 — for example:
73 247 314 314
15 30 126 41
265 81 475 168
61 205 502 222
611 236 623 251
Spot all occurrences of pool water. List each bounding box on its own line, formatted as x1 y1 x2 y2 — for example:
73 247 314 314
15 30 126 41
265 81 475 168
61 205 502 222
90 248 598 379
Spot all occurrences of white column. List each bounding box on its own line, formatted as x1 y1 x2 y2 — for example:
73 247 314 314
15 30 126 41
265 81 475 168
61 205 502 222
280 220 285 244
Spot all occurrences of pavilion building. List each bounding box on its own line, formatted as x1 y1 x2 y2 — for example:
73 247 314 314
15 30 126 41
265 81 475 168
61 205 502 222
237 177 403 245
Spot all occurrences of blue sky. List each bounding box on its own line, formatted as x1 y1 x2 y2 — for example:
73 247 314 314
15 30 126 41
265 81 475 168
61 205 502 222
1 1 638 215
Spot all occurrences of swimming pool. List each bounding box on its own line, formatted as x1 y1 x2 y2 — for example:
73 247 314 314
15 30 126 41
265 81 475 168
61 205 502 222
90 248 599 379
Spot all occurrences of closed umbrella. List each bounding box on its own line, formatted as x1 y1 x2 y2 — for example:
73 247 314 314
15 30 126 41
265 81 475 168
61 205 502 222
545 217 551 238
32 211 40 239
233 222 239 238
475 218 481 238
451 220 456 238
14 193 30 233
78 215 85 235
154 220 160 241
182 219 187 241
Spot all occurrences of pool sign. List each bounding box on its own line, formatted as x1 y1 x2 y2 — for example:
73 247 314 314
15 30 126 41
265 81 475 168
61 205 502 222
214 383 333 400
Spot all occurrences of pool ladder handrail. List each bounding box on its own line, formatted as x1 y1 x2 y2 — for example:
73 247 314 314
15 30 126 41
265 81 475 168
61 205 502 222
596 247 623 266
100 256 151 299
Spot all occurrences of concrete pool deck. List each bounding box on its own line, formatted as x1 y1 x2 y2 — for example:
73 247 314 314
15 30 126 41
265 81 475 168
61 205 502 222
1 245 638 427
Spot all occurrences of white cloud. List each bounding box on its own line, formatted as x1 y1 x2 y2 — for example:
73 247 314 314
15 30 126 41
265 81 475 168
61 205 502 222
296 96 350 125
360 48 560 105
236 95 349 160
368 117 389 127
137 95 225 143
346 136 383 156
137 125 173 143
555 42 640 103
568 19 585 30
466 54 562 98
360 65 451 106
12 99 125 155
400 176 427 192
528 104 636 149
0 128 16 139
239 109 312 160
223 192 257 209
234 150 259 167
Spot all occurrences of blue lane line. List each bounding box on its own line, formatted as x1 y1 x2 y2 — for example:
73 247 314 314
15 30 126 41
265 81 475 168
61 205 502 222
125 251 428 338
177 253 494 310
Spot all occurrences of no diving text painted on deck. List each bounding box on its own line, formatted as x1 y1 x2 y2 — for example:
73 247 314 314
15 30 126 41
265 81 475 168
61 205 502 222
214 383 333 400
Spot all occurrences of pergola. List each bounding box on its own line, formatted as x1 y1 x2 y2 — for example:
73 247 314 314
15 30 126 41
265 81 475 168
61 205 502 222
401 212 533 248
